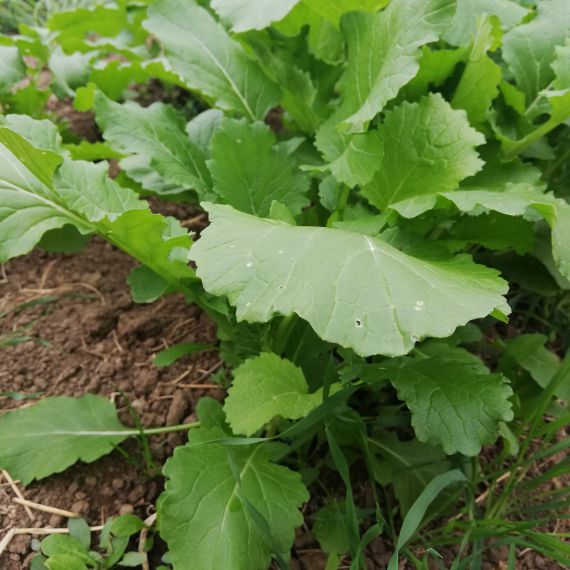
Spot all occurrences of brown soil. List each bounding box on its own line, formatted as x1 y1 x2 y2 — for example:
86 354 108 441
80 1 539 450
0 234 221 569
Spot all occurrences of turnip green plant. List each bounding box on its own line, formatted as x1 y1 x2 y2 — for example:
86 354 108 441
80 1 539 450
0 0 569 568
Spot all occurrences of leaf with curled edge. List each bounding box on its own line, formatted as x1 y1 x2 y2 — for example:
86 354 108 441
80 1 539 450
191 203 510 358
383 347 514 455
390 186 570 281
360 94 485 210
159 425 308 570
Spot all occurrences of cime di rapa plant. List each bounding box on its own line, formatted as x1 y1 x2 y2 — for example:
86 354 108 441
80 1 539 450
0 0 569 568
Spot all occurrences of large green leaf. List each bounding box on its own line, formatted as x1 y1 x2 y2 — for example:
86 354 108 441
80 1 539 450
224 353 334 436
211 0 301 32
337 0 455 132
0 395 129 485
385 348 514 455
191 203 509 357
144 0 280 120
451 16 502 125
94 94 211 197
444 0 528 46
159 427 308 570
390 187 570 280
208 118 309 216
361 94 484 210
503 0 570 103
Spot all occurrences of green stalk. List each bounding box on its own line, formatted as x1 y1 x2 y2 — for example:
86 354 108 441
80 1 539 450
123 421 201 437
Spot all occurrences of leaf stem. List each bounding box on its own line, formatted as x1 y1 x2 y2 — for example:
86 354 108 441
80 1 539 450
127 421 201 437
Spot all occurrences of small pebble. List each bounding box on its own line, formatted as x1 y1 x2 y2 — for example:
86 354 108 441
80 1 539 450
119 504 134 515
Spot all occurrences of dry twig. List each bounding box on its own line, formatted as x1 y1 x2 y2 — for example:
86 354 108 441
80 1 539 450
1 471 33 522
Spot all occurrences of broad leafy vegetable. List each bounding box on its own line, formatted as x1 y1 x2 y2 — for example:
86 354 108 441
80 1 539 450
0 0 570 568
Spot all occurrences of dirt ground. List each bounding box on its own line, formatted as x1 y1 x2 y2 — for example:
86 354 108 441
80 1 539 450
0 203 567 569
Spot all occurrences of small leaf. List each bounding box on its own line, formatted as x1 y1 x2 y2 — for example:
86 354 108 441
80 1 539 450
110 515 147 538
313 500 351 556
67 518 91 550
153 342 212 368
41 535 93 566
224 353 336 436
192 203 509 357
159 426 308 570
44 554 88 570
119 552 147 567
0 395 129 484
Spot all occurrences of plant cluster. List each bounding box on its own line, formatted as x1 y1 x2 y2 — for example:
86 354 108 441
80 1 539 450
0 0 569 568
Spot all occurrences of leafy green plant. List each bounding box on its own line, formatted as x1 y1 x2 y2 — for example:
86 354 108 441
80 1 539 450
31 514 153 570
0 0 569 568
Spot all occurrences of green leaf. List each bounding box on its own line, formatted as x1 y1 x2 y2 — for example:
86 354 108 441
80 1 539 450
500 334 569 399
224 353 336 435
47 6 127 53
144 0 280 120
451 16 503 125
0 46 25 92
0 395 129 484
191 203 509 358
503 0 570 102
211 0 301 32
186 109 224 156
94 94 212 198
208 118 309 216
361 94 485 210
110 515 147 538
304 0 389 26
372 434 452 516
390 187 570 280
386 350 514 455
0 119 207 308
402 46 467 100
553 40 570 89
444 0 528 46
449 213 535 254
153 342 212 368
337 0 455 132
119 552 147 567
498 89 570 160
159 427 308 570
313 124 383 188
67 518 91 550
313 500 351 556
44 554 88 570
